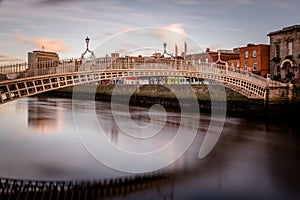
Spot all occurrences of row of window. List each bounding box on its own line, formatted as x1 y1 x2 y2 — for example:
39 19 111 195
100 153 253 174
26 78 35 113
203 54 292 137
244 63 258 71
274 41 293 58
244 50 257 59
228 61 257 71
229 62 240 68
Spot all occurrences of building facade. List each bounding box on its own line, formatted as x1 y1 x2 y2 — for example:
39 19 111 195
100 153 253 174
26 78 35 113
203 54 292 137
109 52 185 70
28 51 59 76
187 48 240 66
239 44 270 77
268 25 300 82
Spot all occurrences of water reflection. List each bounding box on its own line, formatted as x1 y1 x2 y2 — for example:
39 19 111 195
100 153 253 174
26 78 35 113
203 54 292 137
0 97 299 199
96 104 185 153
28 97 61 133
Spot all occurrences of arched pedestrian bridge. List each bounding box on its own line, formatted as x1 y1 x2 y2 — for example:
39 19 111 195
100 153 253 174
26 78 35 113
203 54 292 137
0 61 289 105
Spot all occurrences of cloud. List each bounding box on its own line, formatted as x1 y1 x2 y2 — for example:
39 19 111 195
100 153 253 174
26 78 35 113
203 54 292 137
175 0 201 5
37 0 78 5
119 26 135 32
164 23 186 35
15 31 68 52
31 38 68 52
94 32 115 41
15 30 28 43
151 23 187 47
0 54 25 63
176 0 256 6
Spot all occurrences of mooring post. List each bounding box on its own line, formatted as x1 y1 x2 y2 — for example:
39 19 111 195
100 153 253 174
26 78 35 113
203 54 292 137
264 74 270 122
288 82 294 104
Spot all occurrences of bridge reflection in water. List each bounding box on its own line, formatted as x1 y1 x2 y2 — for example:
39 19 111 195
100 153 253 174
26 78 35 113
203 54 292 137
28 98 61 133
0 98 299 199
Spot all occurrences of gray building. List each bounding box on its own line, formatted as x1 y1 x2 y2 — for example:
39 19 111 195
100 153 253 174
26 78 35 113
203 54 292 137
268 25 300 83
28 50 59 76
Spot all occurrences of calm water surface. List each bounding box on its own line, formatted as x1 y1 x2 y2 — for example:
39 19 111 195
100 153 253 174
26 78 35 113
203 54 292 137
0 96 299 199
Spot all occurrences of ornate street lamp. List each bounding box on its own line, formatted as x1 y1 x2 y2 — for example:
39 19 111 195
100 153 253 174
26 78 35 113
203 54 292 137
163 42 167 53
162 42 172 57
85 36 90 47
81 36 94 60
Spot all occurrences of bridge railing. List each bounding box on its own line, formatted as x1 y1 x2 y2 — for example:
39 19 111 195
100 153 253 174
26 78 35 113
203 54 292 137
192 63 267 86
0 59 81 82
0 62 28 80
0 57 286 88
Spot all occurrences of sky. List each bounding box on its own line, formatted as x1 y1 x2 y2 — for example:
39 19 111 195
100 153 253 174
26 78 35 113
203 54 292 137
0 0 299 64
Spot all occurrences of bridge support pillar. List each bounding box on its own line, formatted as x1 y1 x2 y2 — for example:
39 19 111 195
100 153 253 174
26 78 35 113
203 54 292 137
264 87 270 122
288 83 294 104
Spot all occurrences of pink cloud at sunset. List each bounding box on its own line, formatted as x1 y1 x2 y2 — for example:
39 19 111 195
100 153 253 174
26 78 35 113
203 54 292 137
31 38 68 52
15 31 68 52
151 23 187 46
164 23 186 36
0 54 25 63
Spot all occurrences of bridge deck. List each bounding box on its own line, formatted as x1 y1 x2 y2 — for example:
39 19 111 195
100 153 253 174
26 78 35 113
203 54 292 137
0 62 288 104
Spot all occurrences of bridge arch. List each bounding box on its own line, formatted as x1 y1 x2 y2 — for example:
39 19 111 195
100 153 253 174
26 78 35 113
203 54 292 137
0 62 286 104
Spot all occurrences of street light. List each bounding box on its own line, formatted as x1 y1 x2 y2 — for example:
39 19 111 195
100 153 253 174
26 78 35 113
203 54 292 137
162 42 172 57
81 36 93 60
85 36 90 45
163 42 167 51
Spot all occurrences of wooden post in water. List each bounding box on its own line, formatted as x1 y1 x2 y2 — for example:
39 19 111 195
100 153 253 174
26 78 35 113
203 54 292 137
288 82 294 104
264 74 270 123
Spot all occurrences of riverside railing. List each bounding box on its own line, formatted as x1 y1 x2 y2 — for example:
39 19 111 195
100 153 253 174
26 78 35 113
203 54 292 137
0 172 170 200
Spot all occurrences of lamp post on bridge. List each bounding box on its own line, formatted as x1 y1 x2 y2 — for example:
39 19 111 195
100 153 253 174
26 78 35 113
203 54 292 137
214 51 229 74
81 36 95 60
80 36 96 72
162 42 172 58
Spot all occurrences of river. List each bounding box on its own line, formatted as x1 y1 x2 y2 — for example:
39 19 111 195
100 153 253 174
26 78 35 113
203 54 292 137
0 96 299 199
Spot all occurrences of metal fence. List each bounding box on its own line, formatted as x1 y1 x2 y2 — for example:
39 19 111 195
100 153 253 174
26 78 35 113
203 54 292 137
0 173 169 200
0 58 284 88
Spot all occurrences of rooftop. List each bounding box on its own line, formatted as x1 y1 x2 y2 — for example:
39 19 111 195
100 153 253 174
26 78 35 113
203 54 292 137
267 24 300 36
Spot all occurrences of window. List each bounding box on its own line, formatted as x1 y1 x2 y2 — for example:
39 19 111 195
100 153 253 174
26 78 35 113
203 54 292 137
245 51 249 59
237 62 240 68
245 63 248 70
288 42 293 55
275 43 280 58
205 58 209 63
230 62 234 67
253 50 256 58
252 63 257 71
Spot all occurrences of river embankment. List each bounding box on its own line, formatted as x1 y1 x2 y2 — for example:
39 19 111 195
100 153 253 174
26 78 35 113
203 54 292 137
38 84 300 122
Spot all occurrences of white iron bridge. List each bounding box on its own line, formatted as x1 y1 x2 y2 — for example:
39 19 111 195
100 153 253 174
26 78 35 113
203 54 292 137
0 60 288 104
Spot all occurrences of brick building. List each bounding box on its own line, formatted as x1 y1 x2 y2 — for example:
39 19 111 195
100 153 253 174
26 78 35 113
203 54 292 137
239 44 270 77
268 25 300 82
186 48 240 65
